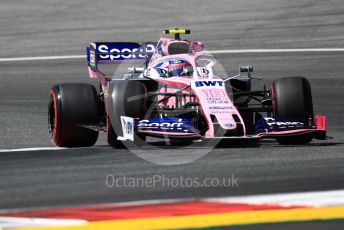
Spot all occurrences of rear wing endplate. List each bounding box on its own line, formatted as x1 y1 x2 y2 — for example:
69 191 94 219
86 42 156 71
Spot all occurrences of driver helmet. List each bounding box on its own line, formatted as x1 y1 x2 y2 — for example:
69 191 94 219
168 59 193 77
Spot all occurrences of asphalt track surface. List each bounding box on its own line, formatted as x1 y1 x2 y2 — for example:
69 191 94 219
0 1 344 228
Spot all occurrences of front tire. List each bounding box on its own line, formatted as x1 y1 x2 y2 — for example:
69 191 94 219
107 80 148 148
271 76 314 145
49 83 99 147
106 116 124 148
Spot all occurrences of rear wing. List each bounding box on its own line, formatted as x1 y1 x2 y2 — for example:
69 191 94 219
86 42 156 71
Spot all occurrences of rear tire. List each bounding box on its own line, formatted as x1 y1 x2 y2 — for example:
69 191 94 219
271 76 314 145
49 83 99 147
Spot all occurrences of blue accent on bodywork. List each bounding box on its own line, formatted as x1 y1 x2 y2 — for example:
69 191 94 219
96 42 142 61
255 117 311 134
86 42 157 69
136 118 195 133
194 81 224 87
86 47 90 64
86 46 97 70
169 59 186 65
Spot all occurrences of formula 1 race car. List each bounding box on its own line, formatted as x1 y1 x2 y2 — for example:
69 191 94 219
48 29 326 147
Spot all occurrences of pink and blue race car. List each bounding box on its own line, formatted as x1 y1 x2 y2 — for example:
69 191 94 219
48 29 326 147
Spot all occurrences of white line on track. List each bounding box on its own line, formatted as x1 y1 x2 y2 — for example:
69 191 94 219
0 147 65 153
209 48 344 54
0 55 85 62
206 189 344 207
88 189 344 208
0 217 86 228
0 48 344 62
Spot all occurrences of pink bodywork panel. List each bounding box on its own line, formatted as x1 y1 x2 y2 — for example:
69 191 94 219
88 38 246 138
191 80 245 137
148 51 246 138
87 37 326 139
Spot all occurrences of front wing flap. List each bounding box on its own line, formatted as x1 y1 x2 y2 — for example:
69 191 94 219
207 115 326 141
120 115 327 141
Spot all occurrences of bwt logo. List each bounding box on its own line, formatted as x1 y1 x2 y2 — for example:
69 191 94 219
195 81 224 87
98 44 155 60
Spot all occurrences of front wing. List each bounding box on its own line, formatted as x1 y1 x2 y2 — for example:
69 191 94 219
118 115 327 142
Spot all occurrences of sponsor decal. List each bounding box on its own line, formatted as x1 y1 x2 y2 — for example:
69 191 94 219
97 43 156 61
157 68 168 77
264 117 306 127
194 81 224 88
90 50 96 68
169 59 186 65
207 97 229 104
117 116 134 141
210 110 234 114
224 123 234 128
202 89 226 98
198 67 210 76
154 61 169 77
255 117 309 133
137 118 194 133
209 106 233 110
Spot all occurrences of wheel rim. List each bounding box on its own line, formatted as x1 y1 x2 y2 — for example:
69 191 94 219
48 90 59 144
48 98 55 133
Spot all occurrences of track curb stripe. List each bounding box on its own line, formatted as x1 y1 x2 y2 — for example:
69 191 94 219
10 206 344 230
1 202 294 222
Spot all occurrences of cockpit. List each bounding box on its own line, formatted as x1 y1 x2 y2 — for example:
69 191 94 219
150 55 224 79
150 58 192 78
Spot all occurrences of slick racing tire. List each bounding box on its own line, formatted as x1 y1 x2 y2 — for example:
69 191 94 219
49 83 99 147
271 76 314 145
107 80 147 148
